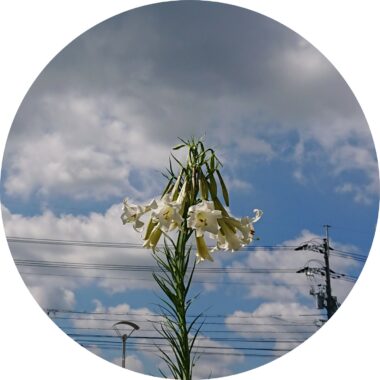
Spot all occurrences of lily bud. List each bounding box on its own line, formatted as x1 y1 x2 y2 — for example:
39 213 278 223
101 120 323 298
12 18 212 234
195 235 213 262
143 225 162 249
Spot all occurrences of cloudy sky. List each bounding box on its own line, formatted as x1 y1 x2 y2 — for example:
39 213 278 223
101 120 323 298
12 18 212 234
1 1 378 378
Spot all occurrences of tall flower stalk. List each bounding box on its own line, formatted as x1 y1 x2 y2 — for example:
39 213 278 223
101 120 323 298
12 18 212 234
121 138 262 379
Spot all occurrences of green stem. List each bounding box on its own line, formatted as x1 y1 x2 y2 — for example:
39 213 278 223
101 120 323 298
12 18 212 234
175 227 191 379
153 224 195 379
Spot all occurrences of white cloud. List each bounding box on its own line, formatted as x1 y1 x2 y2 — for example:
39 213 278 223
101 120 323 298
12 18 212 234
112 355 144 373
3 93 170 201
191 334 244 379
1 3 377 206
71 300 163 337
225 302 322 351
2 203 161 298
30 286 76 310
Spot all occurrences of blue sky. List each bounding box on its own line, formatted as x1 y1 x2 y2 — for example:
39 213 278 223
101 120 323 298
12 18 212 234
0 1 378 378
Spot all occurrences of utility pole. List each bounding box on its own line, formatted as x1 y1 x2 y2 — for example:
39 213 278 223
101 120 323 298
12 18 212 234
295 225 339 320
323 224 338 319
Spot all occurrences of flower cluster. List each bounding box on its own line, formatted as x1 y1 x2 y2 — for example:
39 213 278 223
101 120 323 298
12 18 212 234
121 195 262 263
121 138 262 263
188 202 262 262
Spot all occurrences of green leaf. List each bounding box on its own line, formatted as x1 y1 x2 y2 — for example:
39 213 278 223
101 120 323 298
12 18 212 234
207 172 218 198
198 171 208 200
197 141 205 153
170 153 185 169
177 136 188 145
210 154 215 171
213 197 230 217
169 157 174 175
173 143 186 150
214 153 223 168
216 169 230 207
161 177 174 197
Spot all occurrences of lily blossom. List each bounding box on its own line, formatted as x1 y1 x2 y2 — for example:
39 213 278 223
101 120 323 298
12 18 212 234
239 209 263 245
151 194 183 232
187 201 222 237
222 209 263 246
239 217 255 245
217 219 242 251
121 198 156 231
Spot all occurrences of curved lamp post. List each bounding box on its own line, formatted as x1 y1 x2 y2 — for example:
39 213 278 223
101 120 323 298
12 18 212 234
112 320 140 368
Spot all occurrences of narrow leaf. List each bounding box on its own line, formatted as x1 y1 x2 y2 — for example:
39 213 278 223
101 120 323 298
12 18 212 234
216 169 230 206
161 177 174 197
198 171 208 200
210 153 215 171
207 172 218 198
170 153 184 169
173 143 186 150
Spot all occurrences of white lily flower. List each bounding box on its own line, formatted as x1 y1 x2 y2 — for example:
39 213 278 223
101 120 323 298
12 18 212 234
239 209 263 244
151 194 183 232
217 219 242 251
187 201 222 237
239 217 254 245
221 209 263 246
121 198 156 231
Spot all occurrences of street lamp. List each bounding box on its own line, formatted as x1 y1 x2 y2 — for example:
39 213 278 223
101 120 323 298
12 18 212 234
112 320 140 368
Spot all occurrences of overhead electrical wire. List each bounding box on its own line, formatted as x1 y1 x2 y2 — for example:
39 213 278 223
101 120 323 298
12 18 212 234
19 271 316 286
7 236 297 250
13 258 358 282
48 315 318 328
45 308 325 319
79 343 283 358
60 329 309 343
72 338 291 353
7 236 367 262
56 326 319 335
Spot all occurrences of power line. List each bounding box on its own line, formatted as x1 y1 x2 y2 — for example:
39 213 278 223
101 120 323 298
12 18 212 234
67 333 308 344
13 258 358 281
49 316 318 328
46 308 324 319
80 343 283 358
7 236 366 262
61 329 308 343
18 269 356 283
332 249 367 262
72 336 294 353
56 326 318 335
14 260 358 284
19 271 317 287
6 236 294 250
